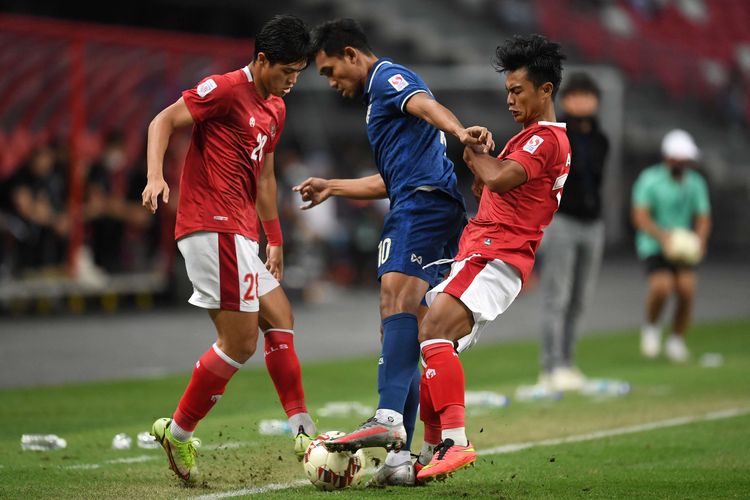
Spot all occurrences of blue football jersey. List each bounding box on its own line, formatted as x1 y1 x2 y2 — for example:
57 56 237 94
363 58 464 209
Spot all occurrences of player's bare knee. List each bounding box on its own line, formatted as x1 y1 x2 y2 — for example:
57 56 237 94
234 340 257 362
650 279 674 299
419 315 448 342
379 288 421 318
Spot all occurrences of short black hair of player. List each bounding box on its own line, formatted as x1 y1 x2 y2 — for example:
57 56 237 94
254 14 311 66
310 18 373 57
560 72 600 99
494 34 566 98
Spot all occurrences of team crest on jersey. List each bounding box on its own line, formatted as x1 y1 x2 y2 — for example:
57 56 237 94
197 78 217 97
270 122 277 137
249 116 256 127
388 74 409 92
522 135 544 154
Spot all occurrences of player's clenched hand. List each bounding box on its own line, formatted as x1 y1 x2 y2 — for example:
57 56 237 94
265 244 284 281
458 126 495 154
292 177 331 210
142 177 170 214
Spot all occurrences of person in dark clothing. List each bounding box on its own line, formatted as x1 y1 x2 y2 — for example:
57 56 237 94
537 72 610 391
6 145 70 274
85 132 130 273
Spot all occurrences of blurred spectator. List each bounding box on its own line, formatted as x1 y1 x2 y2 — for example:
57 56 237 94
275 146 384 298
123 153 162 271
84 132 128 273
631 129 711 362
537 72 609 391
723 64 749 134
3 145 69 275
85 132 154 273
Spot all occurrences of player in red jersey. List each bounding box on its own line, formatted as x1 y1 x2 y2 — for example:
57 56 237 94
140 15 316 484
415 34 570 483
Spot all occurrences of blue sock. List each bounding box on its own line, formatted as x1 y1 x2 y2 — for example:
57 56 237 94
377 313 419 415
402 367 420 449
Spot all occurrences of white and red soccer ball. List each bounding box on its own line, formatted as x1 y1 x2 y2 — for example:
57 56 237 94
303 431 362 491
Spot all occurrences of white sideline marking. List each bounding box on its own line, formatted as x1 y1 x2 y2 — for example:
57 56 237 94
478 407 750 456
192 407 750 499
193 480 310 499
65 454 158 470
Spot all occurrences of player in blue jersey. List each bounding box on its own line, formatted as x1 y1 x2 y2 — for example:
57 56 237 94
293 18 494 486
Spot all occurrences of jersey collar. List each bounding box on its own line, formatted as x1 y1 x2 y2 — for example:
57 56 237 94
537 120 566 129
364 58 393 101
242 65 254 82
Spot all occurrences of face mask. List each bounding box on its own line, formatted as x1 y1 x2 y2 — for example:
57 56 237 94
565 115 595 132
668 161 690 177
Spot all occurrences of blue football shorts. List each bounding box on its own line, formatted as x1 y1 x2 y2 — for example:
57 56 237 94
376 190 466 288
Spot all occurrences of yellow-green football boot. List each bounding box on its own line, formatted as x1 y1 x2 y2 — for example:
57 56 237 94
150 418 201 484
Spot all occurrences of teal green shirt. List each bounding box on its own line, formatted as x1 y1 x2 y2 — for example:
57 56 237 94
632 163 710 259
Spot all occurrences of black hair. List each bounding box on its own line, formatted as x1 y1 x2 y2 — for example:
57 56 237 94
254 14 311 65
310 18 373 57
493 34 566 98
560 72 600 99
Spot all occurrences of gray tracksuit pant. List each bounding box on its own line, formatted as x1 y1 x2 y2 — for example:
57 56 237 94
539 213 605 373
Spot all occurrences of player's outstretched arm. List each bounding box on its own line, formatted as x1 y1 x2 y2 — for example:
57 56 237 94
142 98 194 214
257 152 284 281
404 92 495 153
292 174 387 209
463 146 527 194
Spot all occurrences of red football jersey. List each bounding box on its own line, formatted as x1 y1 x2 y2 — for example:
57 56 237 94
175 66 286 241
457 121 571 282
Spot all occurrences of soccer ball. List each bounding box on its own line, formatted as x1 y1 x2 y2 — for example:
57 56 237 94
303 431 362 491
666 228 702 265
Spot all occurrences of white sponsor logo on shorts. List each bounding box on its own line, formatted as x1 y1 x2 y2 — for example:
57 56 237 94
425 368 437 379
210 394 222 402
522 135 544 154
388 74 409 92
249 116 256 127
197 78 217 97
213 215 229 221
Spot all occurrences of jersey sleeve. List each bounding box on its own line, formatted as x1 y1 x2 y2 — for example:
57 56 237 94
631 170 652 208
373 66 431 114
503 129 559 181
692 173 711 214
181 74 232 123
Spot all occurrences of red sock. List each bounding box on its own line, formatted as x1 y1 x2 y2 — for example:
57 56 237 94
264 329 307 417
419 371 442 444
173 344 240 432
441 405 465 429
421 340 466 430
